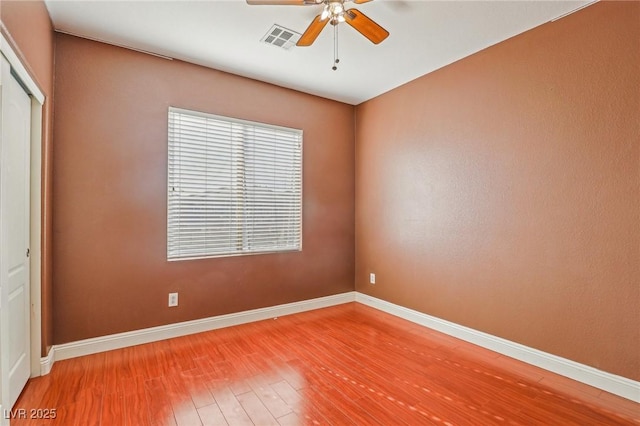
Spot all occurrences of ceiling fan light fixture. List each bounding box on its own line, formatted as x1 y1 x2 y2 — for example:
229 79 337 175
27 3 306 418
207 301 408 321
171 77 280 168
320 6 330 20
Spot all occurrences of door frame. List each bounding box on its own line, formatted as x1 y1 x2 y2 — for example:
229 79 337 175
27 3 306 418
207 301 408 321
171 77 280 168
0 33 45 387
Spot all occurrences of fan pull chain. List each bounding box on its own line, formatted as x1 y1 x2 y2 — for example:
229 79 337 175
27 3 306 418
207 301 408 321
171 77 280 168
332 23 340 71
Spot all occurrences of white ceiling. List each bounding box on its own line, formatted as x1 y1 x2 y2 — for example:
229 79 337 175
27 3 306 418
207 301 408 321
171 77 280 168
44 0 592 105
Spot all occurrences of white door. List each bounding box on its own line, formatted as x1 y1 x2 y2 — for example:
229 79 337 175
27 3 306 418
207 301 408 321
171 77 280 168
0 55 31 411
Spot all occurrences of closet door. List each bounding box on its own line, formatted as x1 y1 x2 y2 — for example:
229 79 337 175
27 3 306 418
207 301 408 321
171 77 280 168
0 55 32 411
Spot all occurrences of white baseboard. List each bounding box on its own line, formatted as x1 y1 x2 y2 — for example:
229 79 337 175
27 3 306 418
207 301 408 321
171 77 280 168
356 293 640 403
38 290 639 403
43 291 356 367
39 347 54 376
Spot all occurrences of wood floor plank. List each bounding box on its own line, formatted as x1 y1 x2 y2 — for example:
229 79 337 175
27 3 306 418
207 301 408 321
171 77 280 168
103 349 126 396
236 391 279 426
168 337 199 372
210 385 253 426
50 357 85 407
69 386 102 426
151 341 181 377
164 373 203 426
270 358 308 391
100 393 126 426
180 369 216 409
13 375 54 412
132 342 163 380
298 386 358 425
79 352 106 390
229 378 253 397
124 392 152 426
246 374 292 419
145 377 177 426
270 380 302 407
197 402 229 426
10 303 639 426
275 411 300 426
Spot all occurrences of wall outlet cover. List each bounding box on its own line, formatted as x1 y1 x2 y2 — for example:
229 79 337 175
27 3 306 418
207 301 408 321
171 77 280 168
168 292 179 307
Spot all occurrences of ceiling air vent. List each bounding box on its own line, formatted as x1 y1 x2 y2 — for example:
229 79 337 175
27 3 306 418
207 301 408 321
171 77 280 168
261 24 301 50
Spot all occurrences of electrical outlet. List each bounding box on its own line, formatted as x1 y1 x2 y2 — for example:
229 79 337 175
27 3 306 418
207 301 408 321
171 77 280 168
369 273 376 284
168 292 178 307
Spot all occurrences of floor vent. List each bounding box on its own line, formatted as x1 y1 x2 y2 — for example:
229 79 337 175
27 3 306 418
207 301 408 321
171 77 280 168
261 24 301 50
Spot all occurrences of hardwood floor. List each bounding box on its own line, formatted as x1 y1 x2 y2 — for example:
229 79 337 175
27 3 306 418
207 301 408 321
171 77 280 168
11 303 640 425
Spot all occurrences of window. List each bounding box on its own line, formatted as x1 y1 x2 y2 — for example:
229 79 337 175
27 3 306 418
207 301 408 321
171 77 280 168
167 107 302 260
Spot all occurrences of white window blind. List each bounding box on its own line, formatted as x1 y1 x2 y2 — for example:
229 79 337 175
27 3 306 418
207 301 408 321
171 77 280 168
167 107 302 261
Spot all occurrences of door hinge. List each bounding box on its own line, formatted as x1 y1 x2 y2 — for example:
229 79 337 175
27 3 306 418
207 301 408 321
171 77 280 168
26 248 30 258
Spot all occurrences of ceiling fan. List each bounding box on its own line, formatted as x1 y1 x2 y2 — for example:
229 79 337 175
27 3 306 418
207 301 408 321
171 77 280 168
246 0 390 47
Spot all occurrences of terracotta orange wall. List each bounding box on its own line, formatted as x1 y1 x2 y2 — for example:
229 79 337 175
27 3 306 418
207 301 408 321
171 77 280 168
0 0 55 355
53 34 355 344
355 1 639 380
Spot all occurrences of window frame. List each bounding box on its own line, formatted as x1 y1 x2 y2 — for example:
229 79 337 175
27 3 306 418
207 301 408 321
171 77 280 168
167 107 303 261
